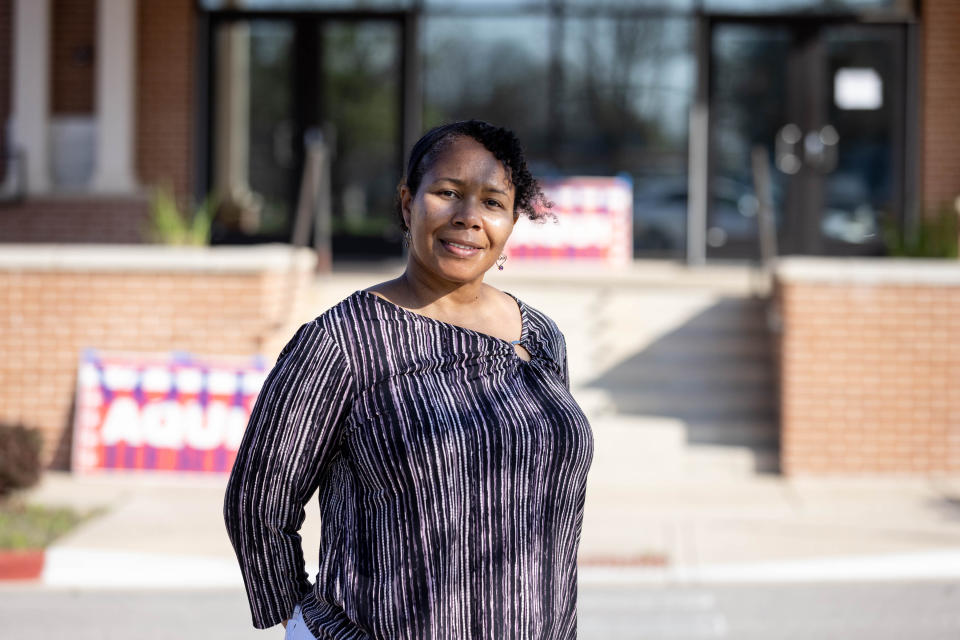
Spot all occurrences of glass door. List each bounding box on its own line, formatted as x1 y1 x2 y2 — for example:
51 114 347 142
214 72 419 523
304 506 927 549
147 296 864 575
315 20 404 256
707 20 905 258
708 23 792 258
817 25 904 254
209 16 404 257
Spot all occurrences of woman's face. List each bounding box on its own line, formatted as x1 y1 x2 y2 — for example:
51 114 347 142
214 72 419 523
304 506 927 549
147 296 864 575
401 136 517 285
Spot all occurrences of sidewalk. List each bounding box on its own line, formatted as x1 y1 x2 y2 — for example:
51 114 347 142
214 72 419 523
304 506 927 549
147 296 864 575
11 470 960 589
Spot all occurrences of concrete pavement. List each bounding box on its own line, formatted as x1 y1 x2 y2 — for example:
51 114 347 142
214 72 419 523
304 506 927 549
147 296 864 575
13 470 960 589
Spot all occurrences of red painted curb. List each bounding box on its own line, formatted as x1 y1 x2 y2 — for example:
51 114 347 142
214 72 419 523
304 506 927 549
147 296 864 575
0 549 46 580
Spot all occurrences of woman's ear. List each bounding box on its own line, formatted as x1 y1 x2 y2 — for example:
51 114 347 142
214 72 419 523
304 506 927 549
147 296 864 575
400 185 413 230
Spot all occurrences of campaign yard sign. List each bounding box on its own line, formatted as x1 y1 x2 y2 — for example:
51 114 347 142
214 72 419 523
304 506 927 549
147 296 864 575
72 348 268 474
506 175 633 267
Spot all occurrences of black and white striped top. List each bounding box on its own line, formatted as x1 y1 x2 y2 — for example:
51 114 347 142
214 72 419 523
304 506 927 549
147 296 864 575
224 290 593 639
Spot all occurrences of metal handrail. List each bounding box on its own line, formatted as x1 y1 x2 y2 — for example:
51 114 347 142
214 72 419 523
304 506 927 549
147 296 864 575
0 148 27 203
751 145 778 291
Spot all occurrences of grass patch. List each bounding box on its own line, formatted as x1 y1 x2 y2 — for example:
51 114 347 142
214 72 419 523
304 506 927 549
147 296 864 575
0 501 96 550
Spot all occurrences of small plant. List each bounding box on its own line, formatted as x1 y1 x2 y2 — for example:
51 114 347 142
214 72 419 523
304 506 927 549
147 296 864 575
0 423 43 498
884 203 959 258
144 186 216 246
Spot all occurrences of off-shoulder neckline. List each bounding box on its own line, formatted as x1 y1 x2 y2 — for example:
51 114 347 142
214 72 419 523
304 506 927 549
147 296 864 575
354 289 529 351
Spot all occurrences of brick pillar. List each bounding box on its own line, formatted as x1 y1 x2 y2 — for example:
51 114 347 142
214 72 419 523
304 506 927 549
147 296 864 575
137 0 195 202
921 0 960 212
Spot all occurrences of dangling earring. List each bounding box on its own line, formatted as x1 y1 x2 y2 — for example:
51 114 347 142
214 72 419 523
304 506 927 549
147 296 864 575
402 229 411 248
496 254 508 271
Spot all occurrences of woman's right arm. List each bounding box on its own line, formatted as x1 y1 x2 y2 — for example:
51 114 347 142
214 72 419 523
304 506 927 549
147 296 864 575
223 321 354 630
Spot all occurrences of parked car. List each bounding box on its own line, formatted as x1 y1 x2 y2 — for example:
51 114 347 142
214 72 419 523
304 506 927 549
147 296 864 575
633 175 780 252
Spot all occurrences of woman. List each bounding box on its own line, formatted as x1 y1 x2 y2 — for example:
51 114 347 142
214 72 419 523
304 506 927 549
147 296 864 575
224 120 593 639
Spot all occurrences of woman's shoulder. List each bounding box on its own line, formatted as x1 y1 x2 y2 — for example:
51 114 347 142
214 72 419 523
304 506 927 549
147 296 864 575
309 290 382 337
274 291 381 374
498 290 568 364
506 293 563 341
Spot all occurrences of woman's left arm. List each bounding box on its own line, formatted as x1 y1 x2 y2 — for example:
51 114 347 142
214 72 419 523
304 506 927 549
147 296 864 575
223 321 354 630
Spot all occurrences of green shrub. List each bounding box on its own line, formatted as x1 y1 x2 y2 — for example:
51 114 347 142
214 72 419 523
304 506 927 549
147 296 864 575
884 203 959 258
144 186 216 246
0 423 43 497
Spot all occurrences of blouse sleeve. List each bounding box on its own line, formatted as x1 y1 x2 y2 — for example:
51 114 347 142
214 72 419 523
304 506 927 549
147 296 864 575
223 321 354 629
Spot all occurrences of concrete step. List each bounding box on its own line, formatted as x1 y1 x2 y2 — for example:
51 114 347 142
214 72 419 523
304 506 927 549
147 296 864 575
590 295 771 330
684 420 780 448
579 389 779 447
685 445 780 476
594 312 772 338
594 337 775 362
602 394 778 423
593 362 775 386
590 438 780 482
587 415 781 482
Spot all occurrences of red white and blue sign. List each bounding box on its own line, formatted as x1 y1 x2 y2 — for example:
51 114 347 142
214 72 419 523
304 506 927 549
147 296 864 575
506 176 633 266
71 348 268 474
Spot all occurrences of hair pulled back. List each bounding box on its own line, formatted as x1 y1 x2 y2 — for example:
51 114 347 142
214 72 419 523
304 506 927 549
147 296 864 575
396 120 552 233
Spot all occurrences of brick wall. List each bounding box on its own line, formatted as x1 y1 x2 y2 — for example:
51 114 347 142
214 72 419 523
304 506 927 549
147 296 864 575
51 0 95 115
776 258 960 475
921 0 960 211
137 0 196 202
0 245 318 469
0 197 150 243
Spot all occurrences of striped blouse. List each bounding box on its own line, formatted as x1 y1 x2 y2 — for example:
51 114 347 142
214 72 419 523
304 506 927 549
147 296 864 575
224 289 593 639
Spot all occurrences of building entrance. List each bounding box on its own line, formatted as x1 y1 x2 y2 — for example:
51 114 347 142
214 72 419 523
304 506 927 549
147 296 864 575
706 19 906 258
206 14 406 256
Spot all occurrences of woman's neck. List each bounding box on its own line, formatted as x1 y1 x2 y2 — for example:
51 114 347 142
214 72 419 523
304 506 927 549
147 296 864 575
399 261 488 313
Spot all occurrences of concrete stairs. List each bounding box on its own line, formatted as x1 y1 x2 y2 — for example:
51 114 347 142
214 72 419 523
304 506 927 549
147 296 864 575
310 263 782 480
488 269 781 481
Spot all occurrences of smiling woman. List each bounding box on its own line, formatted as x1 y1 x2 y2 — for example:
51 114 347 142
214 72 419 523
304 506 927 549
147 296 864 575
224 120 593 640
401 136 518 289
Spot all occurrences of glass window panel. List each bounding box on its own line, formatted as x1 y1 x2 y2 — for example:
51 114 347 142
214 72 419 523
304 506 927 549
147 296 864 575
199 0 411 9
423 0 692 8
422 16 551 160
244 21 295 239
561 17 694 257
562 0 695 9
820 26 900 248
320 20 403 252
422 0 548 8
209 17 403 254
703 0 898 12
708 24 791 257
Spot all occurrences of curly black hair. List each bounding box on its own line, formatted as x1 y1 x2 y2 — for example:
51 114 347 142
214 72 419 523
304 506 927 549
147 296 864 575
396 120 553 233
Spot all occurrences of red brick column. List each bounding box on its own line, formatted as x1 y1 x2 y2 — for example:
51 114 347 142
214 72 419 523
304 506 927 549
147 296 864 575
921 0 960 211
137 0 196 202
776 258 960 475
